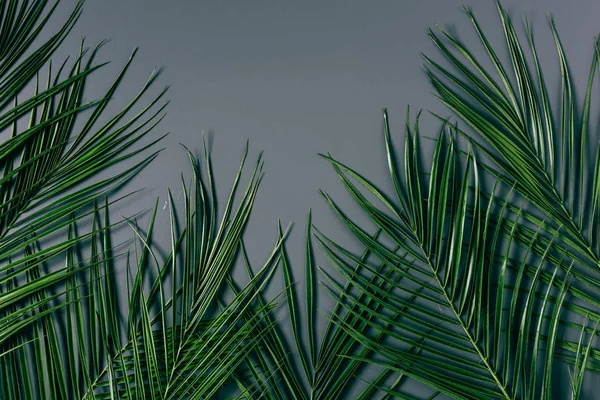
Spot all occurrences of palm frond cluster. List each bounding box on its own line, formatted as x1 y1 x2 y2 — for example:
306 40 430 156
1 0 600 399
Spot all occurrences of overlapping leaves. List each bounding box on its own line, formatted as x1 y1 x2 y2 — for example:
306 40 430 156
3 1 600 399
425 2 600 291
0 0 170 397
318 109 600 399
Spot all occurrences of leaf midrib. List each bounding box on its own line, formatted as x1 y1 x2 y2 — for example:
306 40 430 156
417 240 512 400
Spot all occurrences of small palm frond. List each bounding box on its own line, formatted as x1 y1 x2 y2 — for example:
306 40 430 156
81 144 288 399
318 109 600 399
220 211 412 400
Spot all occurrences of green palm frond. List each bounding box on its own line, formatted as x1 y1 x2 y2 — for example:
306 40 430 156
0 0 168 397
424 2 600 292
300 4 600 398
225 211 412 400
1 138 288 398
87 142 286 400
318 109 600 399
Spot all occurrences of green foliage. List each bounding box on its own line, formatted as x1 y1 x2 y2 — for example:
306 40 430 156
311 2 600 398
2 1 600 399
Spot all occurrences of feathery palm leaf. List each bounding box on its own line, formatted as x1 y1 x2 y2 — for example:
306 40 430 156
424 2 600 294
81 144 288 399
1 139 288 398
0 0 167 345
223 211 414 400
318 109 599 399
0 0 168 397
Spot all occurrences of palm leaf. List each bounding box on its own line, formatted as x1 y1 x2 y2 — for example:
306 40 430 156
76 145 290 399
318 109 599 399
0 0 167 396
424 2 600 294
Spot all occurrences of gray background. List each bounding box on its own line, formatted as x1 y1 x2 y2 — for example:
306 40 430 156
54 0 600 275
47 0 600 397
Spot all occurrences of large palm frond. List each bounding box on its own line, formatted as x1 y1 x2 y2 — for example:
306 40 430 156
0 0 167 340
317 108 600 399
424 2 600 294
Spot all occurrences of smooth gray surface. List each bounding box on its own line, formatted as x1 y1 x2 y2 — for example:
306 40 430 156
48 0 600 396
56 0 600 267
